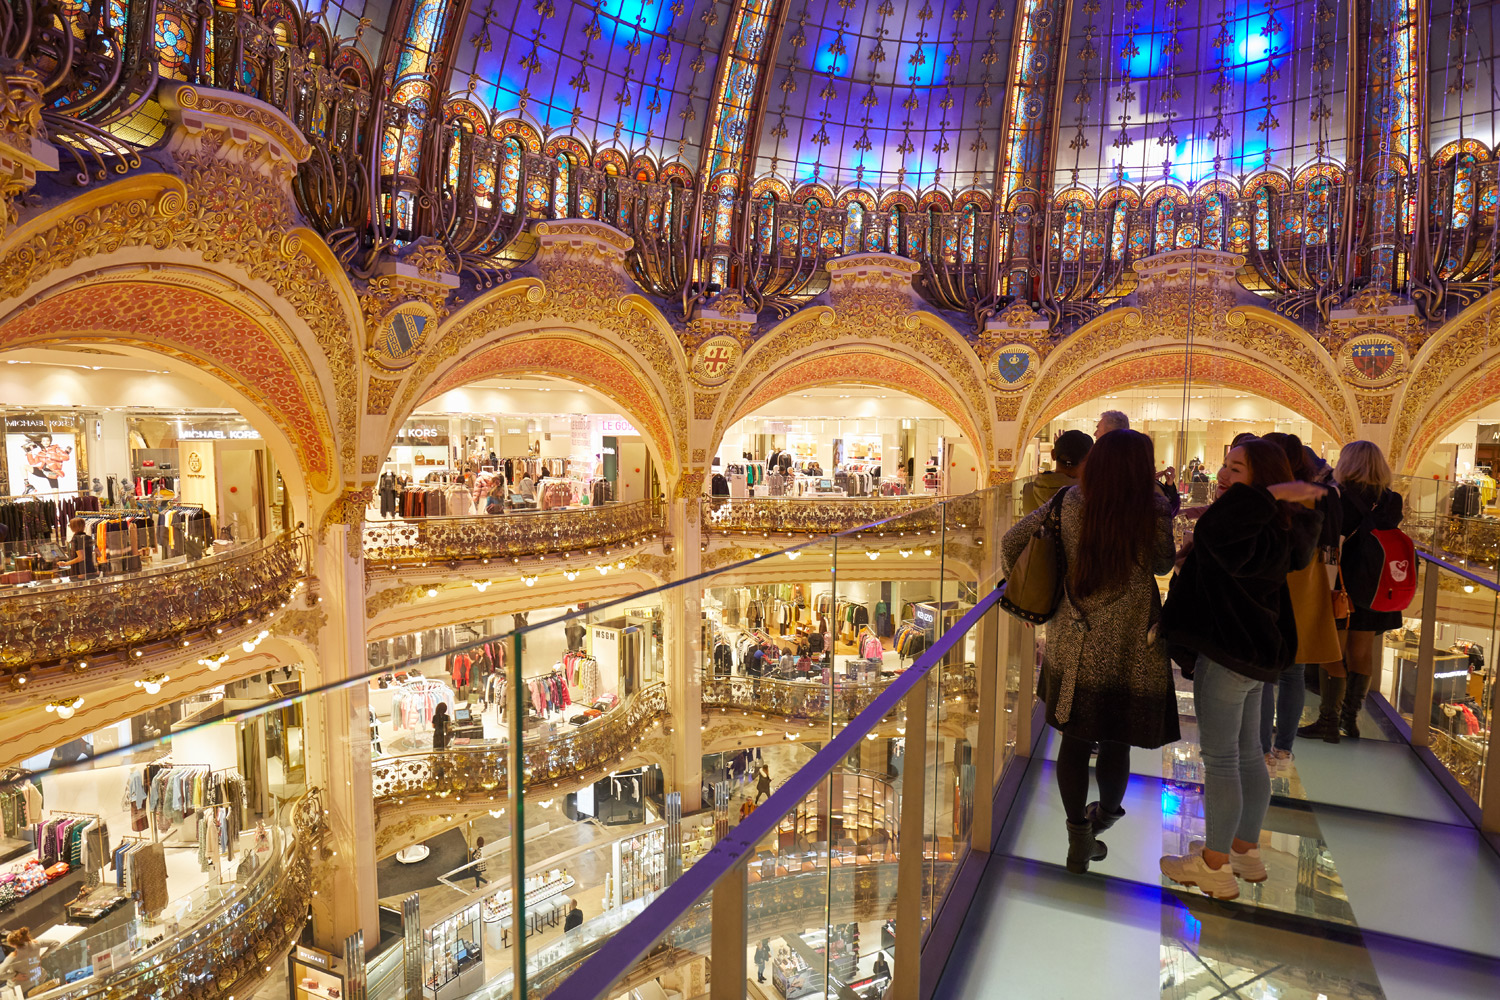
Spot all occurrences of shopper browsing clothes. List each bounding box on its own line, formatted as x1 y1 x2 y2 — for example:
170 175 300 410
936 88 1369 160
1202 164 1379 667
55 517 97 578
1259 433 1342 774
1001 429 1178 874
754 938 771 983
0 927 55 992
1160 440 1323 899
1300 441 1405 743
431 702 451 751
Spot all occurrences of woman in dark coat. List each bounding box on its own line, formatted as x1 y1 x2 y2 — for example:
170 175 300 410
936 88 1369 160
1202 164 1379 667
1002 429 1177 873
1160 440 1322 900
1300 440 1404 742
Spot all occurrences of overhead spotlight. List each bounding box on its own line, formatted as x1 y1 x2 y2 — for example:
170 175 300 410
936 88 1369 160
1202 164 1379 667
786 550 801 561
866 550 879 560
563 569 580 581
426 588 439 598
135 674 170 695
899 549 913 558
522 574 539 587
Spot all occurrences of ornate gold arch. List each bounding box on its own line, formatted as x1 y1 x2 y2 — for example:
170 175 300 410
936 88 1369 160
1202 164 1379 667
0 278 334 492
412 333 679 475
1027 349 1346 444
1019 302 1355 447
0 169 362 482
390 261 691 473
721 350 985 453
714 292 994 469
1393 290 1500 471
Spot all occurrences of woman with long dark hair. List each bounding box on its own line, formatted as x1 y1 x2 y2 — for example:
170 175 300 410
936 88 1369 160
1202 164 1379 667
1001 429 1177 874
1160 440 1322 899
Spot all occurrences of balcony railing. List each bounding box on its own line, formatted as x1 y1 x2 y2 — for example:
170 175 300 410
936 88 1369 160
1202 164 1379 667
362 500 666 568
700 495 950 536
702 660 976 724
0 531 310 674
28 791 321 1000
371 683 668 822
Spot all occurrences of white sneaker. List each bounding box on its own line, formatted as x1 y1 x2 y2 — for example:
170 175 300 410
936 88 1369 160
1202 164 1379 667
1160 852 1240 899
1188 840 1268 883
1272 749 1294 774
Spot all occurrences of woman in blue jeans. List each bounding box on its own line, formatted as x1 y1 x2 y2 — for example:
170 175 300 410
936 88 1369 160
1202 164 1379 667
1159 440 1322 899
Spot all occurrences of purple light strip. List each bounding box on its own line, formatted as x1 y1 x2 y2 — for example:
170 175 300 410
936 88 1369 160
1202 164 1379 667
1417 547 1500 595
547 585 1005 1000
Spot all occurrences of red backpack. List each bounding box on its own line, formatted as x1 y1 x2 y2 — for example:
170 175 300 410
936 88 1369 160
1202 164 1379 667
1343 492 1418 613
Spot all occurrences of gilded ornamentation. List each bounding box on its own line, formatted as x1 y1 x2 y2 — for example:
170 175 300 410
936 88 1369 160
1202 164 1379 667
321 484 373 559
1339 334 1408 390
271 606 328 646
0 127 361 484
363 500 665 566
166 84 312 164
996 449 1014 463
1355 393 1395 424
986 343 1039 391
0 61 50 234
692 393 719 420
365 584 430 619
690 335 743 386
996 397 1021 422
366 377 400 415
361 455 380 474
703 545 776 572
684 294 757 351
404 241 454 281
0 533 307 672
703 496 945 535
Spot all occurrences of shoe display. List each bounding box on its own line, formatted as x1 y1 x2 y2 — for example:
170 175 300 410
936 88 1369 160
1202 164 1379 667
1160 852 1240 900
1187 840 1268 883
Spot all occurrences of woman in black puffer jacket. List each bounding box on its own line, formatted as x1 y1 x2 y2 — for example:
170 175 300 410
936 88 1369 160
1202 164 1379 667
1159 440 1322 901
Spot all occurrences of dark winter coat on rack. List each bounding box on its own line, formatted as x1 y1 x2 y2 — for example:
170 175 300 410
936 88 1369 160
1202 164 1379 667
1001 488 1179 748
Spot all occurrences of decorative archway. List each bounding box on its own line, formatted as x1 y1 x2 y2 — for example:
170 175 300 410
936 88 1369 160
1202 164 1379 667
0 278 334 498
409 333 679 478
1393 290 1500 472
1027 349 1347 444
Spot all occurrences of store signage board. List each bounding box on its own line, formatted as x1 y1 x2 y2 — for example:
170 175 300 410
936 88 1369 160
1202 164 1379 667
395 423 450 445
297 945 336 970
597 418 638 436
180 427 260 440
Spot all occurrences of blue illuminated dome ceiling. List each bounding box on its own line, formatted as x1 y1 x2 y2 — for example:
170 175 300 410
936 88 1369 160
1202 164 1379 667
443 0 733 171
302 0 396 68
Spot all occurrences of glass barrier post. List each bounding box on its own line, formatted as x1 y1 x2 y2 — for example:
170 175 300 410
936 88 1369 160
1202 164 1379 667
708 860 747 999
508 630 526 995
971 601 1002 851
1413 559 1441 748
1010 616 1038 754
893 676 928 998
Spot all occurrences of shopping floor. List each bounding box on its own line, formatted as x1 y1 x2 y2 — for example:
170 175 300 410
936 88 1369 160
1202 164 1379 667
933 684 1500 1000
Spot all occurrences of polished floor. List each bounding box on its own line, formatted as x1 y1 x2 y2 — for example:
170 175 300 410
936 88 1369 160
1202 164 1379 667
935 687 1500 1000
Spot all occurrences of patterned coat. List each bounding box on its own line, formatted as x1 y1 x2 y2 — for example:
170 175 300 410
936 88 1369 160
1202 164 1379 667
1001 488 1180 748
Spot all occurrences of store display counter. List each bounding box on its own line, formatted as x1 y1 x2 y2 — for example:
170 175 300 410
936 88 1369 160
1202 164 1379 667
424 901 484 1000
481 870 575 947
290 944 345 1000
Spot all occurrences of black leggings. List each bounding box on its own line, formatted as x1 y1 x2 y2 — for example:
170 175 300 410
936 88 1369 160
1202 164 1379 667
1055 734 1131 825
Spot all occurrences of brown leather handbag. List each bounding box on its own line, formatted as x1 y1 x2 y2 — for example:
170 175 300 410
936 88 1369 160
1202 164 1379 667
1331 565 1354 621
1000 487 1070 624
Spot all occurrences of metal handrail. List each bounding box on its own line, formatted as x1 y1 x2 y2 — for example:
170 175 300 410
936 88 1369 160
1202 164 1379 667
1416 545 1500 593
547 586 1003 999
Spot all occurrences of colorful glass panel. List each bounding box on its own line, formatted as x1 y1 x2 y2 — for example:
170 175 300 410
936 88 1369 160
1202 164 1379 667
1305 178 1331 245
1253 189 1271 250
553 154 571 217
1061 201 1084 262
1204 195 1224 250
1109 203 1127 260
1453 159 1476 229
844 203 865 255
713 182 736 245
154 12 191 80
1154 199 1177 253
496 139 520 214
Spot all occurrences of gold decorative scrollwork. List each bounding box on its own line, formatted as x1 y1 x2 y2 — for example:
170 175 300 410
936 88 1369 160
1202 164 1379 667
0 533 308 672
700 496 949 535
362 500 665 567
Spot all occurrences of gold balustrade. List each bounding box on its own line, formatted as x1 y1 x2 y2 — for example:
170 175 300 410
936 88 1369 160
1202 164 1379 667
700 496 950 536
371 683 670 806
0 533 309 673
701 660 976 723
28 791 322 1000
363 500 666 566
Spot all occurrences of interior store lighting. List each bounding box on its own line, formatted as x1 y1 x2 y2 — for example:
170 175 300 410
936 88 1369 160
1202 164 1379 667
46 697 84 719
136 674 170 695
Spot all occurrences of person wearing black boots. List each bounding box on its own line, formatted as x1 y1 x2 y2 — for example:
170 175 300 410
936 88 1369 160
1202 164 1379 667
1001 429 1179 874
1299 441 1403 743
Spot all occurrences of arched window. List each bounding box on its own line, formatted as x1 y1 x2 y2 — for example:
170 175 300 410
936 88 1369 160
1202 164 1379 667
713 180 736 245
887 206 903 254
1061 201 1084 262
960 205 979 263
1109 202 1128 260
756 195 776 255
1305 177 1331 245
444 128 462 196
1204 194 1224 250
1154 198 1177 252
1253 188 1272 250
843 203 865 255
552 153 573 217
496 137 520 214
1453 157 1476 229
801 198 820 257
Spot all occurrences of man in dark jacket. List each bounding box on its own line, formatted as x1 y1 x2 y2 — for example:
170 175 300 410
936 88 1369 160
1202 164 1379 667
1022 430 1092 513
